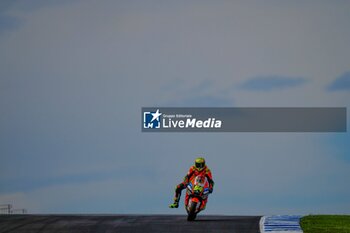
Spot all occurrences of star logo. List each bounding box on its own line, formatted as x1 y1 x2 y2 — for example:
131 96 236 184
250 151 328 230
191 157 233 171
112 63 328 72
143 109 162 129
150 109 162 123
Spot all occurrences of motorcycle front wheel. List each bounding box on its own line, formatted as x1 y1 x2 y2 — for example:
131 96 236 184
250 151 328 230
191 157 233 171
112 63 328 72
187 201 197 221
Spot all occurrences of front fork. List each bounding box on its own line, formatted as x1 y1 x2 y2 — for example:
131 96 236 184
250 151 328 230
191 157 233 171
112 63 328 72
186 197 201 213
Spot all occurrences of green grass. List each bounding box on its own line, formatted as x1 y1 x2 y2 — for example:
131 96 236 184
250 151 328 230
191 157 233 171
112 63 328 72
300 215 350 233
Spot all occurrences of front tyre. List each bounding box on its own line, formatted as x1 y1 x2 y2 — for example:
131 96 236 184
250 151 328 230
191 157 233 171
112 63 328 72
187 201 197 221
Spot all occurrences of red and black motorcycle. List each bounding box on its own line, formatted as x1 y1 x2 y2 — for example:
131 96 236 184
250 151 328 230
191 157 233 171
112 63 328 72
185 174 211 221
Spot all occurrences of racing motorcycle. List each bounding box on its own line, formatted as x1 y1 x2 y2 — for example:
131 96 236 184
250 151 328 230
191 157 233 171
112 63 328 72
185 174 211 221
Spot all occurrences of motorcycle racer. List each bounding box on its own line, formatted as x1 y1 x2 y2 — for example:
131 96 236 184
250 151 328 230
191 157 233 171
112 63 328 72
169 157 214 209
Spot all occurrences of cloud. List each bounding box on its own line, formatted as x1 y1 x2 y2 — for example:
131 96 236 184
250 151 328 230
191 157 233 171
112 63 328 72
0 0 21 35
239 76 307 91
327 71 350 91
159 79 234 107
0 0 78 35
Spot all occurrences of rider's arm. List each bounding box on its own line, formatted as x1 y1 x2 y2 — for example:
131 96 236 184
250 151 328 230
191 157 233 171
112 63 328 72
205 168 215 190
183 167 195 184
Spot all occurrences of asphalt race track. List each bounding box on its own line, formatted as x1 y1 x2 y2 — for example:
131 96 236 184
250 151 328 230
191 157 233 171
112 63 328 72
0 215 261 233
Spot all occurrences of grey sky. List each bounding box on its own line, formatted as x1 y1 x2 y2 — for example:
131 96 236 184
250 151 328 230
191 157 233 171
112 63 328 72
0 0 350 215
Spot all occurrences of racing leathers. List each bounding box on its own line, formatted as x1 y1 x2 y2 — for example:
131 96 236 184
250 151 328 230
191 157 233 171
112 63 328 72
170 165 214 208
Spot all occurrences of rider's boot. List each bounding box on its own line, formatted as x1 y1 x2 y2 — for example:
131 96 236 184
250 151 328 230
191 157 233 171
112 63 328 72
169 196 180 208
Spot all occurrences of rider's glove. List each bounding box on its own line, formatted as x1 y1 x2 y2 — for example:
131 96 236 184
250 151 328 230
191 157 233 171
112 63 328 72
209 188 213 193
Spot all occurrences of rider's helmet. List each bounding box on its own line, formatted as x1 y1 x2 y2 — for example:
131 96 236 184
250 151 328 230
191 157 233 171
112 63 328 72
194 157 206 171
